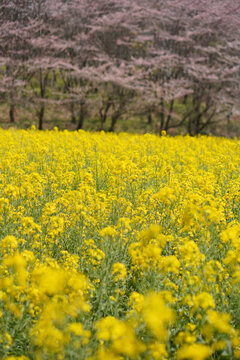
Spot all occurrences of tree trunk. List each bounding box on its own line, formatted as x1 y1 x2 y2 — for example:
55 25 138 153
147 110 152 124
109 114 119 132
9 103 15 123
38 103 45 130
159 96 165 134
164 99 174 130
188 117 193 136
70 102 76 124
195 113 202 135
99 100 112 130
38 69 48 130
77 101 85 130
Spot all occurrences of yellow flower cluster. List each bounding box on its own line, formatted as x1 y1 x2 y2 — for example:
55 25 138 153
0 128 240 359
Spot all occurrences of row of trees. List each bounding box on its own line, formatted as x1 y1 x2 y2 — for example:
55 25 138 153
0 0 240 135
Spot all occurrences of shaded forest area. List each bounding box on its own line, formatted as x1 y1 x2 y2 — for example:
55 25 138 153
0 0 240 135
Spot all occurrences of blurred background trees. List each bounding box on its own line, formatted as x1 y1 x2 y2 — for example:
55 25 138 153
0 0 240 135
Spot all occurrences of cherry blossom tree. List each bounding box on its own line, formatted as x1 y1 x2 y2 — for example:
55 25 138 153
0 0 239 134
116 0 240 134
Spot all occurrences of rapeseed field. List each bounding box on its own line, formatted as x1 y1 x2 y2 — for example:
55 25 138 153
0 128 240 360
